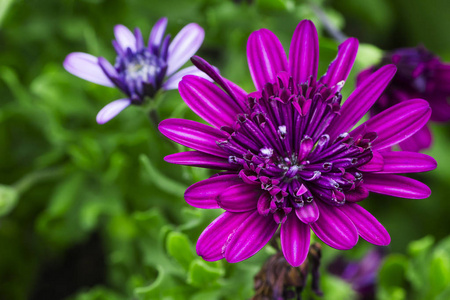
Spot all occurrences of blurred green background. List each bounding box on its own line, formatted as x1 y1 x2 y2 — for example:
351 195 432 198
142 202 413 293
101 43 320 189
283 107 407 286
0 0 449 299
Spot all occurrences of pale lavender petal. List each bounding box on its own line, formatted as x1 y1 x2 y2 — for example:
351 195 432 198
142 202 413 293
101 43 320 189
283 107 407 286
179 75 241 128
339 203 390 246
281 215 310 267
295 201 319 224
165 151 236 170
376 151 437 174
114 24 136 51
311 201 358 250
319 37 359 88
64 52 114 87
197 211 252 261
96 99 131 124
218 184 262 212
148 17 168 49
158 118 229 157
398 125 432 152
352 99 431 150
362 174 431 199
167 23 204 76
225 211 278 263
184 174 242 209
247 28 288 91
289 20 319 84
163 66 212 90
326 65 397 140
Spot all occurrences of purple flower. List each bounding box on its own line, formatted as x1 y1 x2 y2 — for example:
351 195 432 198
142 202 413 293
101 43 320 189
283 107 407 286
64 18 207 124
357 46 450 152
159 20 436 267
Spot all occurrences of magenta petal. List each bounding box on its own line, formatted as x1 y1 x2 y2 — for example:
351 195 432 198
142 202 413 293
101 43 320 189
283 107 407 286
326 65 397 140
398 125 433 152
357 150 384 172
96 99 131 124
218 184 262 212
339 203 390 246
281 215 310 267
163 66 212 90
197 211 252 261
158 118 229 157
185 174 242 209
352 99 431 150
289 20 319 84
225 211 278 263
362 174 431 199
311 201 358 250
345 186 369 202
295 201 319 224
319 37 359 88
377 151 437 174
167 23 204 76
64 53 114 87
114 24 136 51
179 75 241 128
164 151 236 170
148 17 168 49
247 28 288 91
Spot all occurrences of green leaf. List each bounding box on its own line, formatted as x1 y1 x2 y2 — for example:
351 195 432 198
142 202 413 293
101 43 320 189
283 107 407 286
428 249 450 298
408 235 435 257
320 275 357 300
378 254 408 289
166 231 196 270
187 259 224 288
0 184 18 216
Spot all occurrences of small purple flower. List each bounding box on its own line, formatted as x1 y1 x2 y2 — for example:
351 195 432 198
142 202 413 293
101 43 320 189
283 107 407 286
64 18 208 124
159 20 436 267
357 46 450 152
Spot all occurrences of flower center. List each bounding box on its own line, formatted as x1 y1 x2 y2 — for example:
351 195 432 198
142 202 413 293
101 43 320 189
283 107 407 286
219 76 376 223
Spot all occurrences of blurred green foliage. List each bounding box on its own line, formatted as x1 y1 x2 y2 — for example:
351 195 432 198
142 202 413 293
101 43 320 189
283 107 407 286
0 0 449 299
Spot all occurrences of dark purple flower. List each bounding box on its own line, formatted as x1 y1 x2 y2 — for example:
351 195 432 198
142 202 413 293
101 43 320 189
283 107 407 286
159 20 436 267
357 46 450 152
328 248 386 299
64 18 207 124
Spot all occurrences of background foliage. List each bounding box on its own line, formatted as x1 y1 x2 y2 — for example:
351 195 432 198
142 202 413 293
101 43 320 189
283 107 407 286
0 0 449 299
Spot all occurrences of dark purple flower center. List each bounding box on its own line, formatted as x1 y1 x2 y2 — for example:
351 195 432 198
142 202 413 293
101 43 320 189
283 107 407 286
219 76 376 223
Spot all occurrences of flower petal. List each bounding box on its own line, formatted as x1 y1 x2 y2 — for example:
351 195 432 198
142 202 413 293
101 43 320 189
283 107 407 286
352 99 431 150
339 203 390 246
163 66 212 90
185 174 241 209
179 75 242 128
326 65 397 140
319 37 359 88
362 174 431 199
114 24 136 52
398 125 432 152
164 151 236 170
218 183 262 212
376 151 437 174
158 118 229 157
289 20 319 84
295 201 319 224
148 17 168 50
167 23 204 76
225 211 278 263
96 99 131 124
311 201 358 250
197 211 252 261
247 28 288 91
281 215 310 267
64 52 114 87
345 186 369 202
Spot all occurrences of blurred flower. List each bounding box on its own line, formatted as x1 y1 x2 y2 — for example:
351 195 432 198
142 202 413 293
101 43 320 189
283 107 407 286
357 46 450 152
64 18 207 124
328 248 386 299
159 20 437 267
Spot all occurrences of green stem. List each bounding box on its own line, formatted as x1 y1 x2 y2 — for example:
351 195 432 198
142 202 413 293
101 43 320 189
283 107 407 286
13 167 66 194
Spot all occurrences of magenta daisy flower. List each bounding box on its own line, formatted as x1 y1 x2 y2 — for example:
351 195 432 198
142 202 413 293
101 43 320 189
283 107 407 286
357 46 450 152
64 18 207 124
159 20 436 267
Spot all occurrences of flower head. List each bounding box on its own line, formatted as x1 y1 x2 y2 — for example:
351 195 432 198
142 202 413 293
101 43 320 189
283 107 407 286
159 20 436 267
357 46 450 151
64 18 208 124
